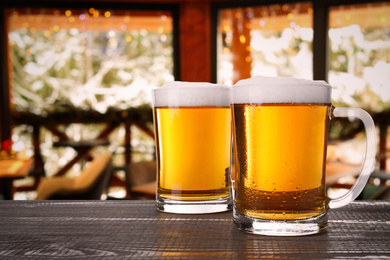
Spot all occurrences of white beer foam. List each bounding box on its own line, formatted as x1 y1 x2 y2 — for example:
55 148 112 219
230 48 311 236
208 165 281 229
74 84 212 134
152 81 230 107
233 76 331 104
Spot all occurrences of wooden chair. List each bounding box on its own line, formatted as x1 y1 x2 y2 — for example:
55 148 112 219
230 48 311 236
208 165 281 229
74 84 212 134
126 161 156 199
36 154 112 200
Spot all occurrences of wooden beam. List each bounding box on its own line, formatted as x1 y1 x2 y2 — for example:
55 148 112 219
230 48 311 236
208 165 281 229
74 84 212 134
179 2 211 82
313 1 328 81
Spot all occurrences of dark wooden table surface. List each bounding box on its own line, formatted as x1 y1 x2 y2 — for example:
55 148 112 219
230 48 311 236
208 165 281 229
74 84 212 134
0 200 389 259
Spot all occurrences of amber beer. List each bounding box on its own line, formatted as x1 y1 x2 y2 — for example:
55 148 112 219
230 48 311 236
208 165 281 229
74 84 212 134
154 106 231 201
233 103 330 220
152 82 232 214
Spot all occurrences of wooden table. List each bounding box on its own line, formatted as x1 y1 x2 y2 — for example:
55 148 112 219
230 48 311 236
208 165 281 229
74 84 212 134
0 200 389 258
0 158 33 200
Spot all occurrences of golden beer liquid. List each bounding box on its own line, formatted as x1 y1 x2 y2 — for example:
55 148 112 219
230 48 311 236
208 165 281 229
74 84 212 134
154 106 231 201
233 103 330 220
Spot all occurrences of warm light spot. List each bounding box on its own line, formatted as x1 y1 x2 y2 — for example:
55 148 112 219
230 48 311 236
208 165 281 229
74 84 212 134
223 47 230 54
288 13 294 20
104 11 111 18
26 49 31 55
126 36 133 42
245 56 251 62
89 8 95 14
69 17 75 23
259 20 266 27
307 7 313 14
53 25 60 32
22 22 28 28
245 45 252 52
65 10 72 17
158 26 164 33
290 21 297 28
107 30 115 38
345 14 351 20
239 35 246 43
223 25 231 32
44 30 51 37
109 38 117 47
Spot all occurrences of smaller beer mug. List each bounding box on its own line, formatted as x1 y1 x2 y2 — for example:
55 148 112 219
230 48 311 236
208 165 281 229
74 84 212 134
232 76 376 236
152 82 232 214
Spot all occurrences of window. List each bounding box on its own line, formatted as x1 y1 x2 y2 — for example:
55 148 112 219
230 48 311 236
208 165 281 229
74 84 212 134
7 8 174 114
6 6 175 179
328 2 390 112
216 2 313 85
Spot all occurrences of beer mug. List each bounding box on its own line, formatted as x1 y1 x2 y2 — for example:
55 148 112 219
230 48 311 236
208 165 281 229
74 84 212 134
231 76 376 236
152 82 232 214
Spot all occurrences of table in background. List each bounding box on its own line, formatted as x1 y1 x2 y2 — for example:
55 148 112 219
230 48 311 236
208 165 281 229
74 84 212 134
0 200 389 259
0 158 33 200
129 162 363 199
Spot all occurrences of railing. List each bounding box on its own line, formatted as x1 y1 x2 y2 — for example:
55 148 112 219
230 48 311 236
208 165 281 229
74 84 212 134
11 106 154 195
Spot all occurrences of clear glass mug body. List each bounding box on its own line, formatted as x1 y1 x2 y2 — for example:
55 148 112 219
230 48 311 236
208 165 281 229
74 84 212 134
152 83 233 214
232 101 376 236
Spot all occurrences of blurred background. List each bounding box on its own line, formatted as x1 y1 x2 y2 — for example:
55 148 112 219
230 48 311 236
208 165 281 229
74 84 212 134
0 0 389 200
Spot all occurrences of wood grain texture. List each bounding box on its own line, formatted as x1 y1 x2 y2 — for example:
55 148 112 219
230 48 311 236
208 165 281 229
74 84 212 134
0 200 389 259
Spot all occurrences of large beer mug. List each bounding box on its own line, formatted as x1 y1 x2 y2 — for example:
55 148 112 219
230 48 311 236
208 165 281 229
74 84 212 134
231 76 376 236
152 82 232 214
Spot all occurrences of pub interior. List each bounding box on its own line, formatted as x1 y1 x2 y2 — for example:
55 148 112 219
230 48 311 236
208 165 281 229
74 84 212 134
0 0 389 201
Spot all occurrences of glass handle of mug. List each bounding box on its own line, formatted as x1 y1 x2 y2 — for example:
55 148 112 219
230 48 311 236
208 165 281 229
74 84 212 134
329 107 377 209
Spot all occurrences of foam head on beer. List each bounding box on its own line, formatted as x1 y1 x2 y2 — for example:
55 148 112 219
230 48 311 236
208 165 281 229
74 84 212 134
233 76 331 104
152 81 230 108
